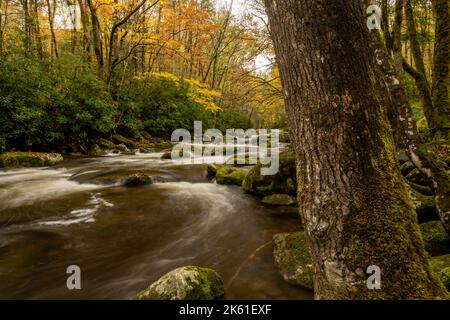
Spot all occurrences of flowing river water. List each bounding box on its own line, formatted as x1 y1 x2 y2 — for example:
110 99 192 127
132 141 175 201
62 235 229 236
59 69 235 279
0 149 312 299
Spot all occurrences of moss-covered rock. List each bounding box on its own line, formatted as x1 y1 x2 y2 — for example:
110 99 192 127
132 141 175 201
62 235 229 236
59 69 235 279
97 138 116 150
262 194 296 206
409 188 438 223
116 144 131 153
207 164 219 179
215 166 248 186
87 144 106 156
0 152 63 168
408 181 434 196
243 150 297 196
161 151 172 159
124 173 154 187
135 266 224 300
273 232 313 290
420 221 450 256
429 254 450 290
112 134 137 149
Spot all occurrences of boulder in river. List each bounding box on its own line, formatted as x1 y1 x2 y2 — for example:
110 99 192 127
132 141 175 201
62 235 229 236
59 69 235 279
429 254 450 290
135 266 224 300
215 166 248 186
262 194 296 206
420 221 450 256
243 150 297 196
124 173 153 187
273 232 313 290
88 144 106 156
115 143 131 153
0 152 63 168
112 134 137 149
97 138 116 150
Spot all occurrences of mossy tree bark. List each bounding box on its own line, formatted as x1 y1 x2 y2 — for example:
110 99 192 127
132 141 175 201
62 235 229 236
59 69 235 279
431 0 450 140
264 0 447 299
372 31 450 237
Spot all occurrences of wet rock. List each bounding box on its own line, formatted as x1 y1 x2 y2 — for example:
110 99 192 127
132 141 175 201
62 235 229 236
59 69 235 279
161 151 172 160
215 166 248 186
273 232 313 290
420 221 450 256
135 266 224 300
409 188 438 223
262 194 296 206
112 134 137 149
124 173 153 187
429 254 450 290
207 164 219 179
97 138 116 150
0 152 63 168
87 144 106 157
116 144 130 153
243 150 297 196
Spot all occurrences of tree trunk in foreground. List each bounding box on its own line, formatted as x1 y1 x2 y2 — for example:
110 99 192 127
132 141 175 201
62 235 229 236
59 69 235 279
265 0 447 299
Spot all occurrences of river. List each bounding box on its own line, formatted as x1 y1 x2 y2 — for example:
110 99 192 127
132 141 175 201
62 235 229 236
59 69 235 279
0 150 312 299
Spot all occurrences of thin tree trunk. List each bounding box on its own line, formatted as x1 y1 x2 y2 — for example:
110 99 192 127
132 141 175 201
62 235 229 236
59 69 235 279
86 0 104 70
404 0 434 134
431 0 450 140
46 0 58 57
264 0 447 299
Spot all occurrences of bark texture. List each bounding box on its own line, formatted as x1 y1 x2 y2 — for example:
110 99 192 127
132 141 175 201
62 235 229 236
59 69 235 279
264 0 447 299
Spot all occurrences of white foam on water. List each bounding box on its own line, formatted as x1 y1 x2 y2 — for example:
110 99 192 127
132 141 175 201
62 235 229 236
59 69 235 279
0 168 104 210
37 193 114 227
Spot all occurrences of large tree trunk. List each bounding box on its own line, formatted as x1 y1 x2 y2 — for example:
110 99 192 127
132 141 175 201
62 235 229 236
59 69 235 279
264 0 447 299
431 0 450 140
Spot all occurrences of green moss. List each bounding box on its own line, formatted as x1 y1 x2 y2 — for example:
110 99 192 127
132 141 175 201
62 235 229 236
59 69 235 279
135 266 224 300
420 221 450 256
0 152 63 168
429 255 450 290
112 134 137 148
242 150 297 196
215 166 248 186
273 232 313 290
338 114 448 299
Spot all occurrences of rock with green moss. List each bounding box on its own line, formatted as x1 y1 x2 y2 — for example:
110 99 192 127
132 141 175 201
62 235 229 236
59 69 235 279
135 266 224 300
409 188 438 222
112 134 137 149
97 138 116 150
243 150 297 196
273 232 313 290
262 194 296 206
215 166 248 186
124 173 153 187
87 144 106 156
429 254 450 290
207 164 219 179
420 221 450 256
115 144 131 153
0 152 63 168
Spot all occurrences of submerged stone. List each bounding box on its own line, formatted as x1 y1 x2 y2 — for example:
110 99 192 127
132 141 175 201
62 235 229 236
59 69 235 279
0 152 63 168
124 173 153 187
135 266 224 300
273 232 313 290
